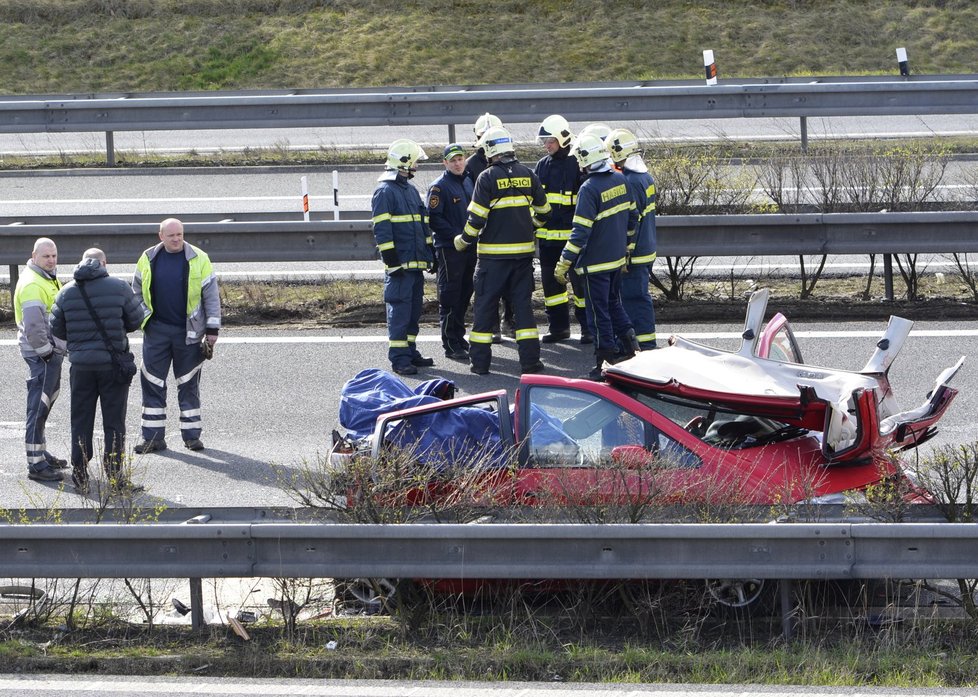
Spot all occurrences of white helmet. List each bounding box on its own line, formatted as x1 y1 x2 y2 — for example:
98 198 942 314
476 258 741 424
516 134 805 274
537 114 573 148
570 132 610 170
580 123 612 141
385 139 428 172
473 112 503 145
607 128 640 163
481 126 516 159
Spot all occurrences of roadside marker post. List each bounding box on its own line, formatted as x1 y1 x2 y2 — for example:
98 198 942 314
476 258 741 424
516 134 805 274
703 49 718 86
301 175 310 222
332 170 341 221
897 47 910 77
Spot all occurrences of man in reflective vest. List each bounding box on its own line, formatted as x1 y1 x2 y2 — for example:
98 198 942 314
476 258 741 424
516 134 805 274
132 218 221 453
14 237 68 483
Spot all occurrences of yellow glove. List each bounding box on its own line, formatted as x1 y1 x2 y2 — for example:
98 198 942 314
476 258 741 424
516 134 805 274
453 235 470 253
554 258 571 285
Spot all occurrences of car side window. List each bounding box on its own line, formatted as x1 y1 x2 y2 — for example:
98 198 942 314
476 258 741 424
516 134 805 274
525 386 699 469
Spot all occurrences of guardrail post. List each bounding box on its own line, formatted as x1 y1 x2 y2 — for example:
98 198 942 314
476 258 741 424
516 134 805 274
800 117 808 152
8 264 18 306
779 579 797 641
105 131 116 167
189 577 204 630
448 124 456 144
883 253 894 300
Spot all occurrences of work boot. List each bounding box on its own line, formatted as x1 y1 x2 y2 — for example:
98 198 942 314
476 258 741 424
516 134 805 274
470 364 490 376
541 330 571 344
134 438 167 454
27 466 64 483
588 349 617 381
579 331 594 345
521 361 546 374
617 328 641 361
393 364 418 376
184 438 205 451
71 468 90 495
411 355 435 367
45 452 69 470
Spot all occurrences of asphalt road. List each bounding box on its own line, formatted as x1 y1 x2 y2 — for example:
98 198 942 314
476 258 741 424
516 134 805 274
0 675 975 696
0 319 973 510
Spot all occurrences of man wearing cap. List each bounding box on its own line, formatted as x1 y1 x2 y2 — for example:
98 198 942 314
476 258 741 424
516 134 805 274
427 144 476 360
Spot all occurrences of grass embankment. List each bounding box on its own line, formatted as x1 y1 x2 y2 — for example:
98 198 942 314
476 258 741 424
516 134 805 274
0 1 976 94
2 620 978 686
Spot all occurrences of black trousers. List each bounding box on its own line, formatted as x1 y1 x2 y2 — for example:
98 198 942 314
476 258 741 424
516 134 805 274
69 364 130 478
470 257 540 370
436 245 476 354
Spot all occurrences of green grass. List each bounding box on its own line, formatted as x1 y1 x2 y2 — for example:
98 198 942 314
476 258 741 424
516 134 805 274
0 1 976 94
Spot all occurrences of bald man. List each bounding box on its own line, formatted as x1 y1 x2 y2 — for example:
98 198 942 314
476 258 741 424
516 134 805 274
14 238 68 483
132 218 221 453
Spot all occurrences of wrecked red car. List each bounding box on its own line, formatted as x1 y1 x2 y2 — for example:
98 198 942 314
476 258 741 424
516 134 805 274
335 289 961 509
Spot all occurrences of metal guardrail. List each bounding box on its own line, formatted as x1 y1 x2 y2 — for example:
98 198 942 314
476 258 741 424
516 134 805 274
3 77 977 133
3 522 976 581
3 74 977 163
4 211 978 266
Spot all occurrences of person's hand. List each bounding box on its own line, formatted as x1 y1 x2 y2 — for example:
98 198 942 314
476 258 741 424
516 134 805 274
453 235 470 253
554 258 571 285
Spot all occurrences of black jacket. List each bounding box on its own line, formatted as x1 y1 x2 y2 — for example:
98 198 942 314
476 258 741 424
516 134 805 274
50 258 145 369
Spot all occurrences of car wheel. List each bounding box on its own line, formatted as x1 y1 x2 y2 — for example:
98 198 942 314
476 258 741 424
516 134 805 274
334 577 397 613
705 577 774 615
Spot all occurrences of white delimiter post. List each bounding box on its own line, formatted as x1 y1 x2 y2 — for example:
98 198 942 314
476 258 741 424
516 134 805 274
301 175 310 222
332 170 341 221
897 47 910 77
703 49 717 86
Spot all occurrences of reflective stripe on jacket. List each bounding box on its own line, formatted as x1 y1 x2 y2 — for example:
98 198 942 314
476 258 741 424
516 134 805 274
534 147 582 244
622 166 657 266
462 156 551 259
371 174 434 270
134 242 221 343
561 169 637 275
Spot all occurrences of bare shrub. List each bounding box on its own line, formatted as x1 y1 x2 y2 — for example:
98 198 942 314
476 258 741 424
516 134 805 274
946 253 978 303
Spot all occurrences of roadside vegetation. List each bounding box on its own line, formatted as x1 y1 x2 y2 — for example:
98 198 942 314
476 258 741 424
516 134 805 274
0 1 976 93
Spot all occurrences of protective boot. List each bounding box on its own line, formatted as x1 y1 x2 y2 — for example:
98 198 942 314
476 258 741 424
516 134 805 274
617 328 641 362
588 349 617 381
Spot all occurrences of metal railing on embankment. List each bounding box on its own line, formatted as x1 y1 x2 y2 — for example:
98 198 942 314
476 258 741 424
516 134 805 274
2 520 977 637
4 211 978 301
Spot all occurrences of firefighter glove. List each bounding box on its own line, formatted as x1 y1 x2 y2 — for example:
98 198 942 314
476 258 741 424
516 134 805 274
453 235 470 253
554 258 571 285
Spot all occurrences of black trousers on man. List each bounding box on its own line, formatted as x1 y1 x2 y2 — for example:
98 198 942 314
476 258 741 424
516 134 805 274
69 364 130 480
436 245 476 355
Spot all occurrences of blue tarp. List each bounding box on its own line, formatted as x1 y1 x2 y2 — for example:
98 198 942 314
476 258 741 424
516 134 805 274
338 369 505 468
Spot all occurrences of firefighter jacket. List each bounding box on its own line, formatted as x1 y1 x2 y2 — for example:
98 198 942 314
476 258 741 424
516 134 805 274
534 147 583 244
622 154 657 266
561 167 638 275
14 260 64 358
134 242 222 344
461 156 551 259
371 172 434 271
465 150 489 184
427 169 474 248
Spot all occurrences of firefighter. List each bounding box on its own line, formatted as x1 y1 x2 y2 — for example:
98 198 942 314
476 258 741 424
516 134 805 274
371 139 436 377
427 143 476 360
534 114 591 345
465 112 513 342
454 126 551 375
608 128 657 350
555 132 640 380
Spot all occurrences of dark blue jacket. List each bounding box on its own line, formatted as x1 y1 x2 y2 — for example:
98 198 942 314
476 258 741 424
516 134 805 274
561 168 638 275
622 165 657 266
371 173 434 272
534 147 583 245
426 169 474 248
50 258 144 369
